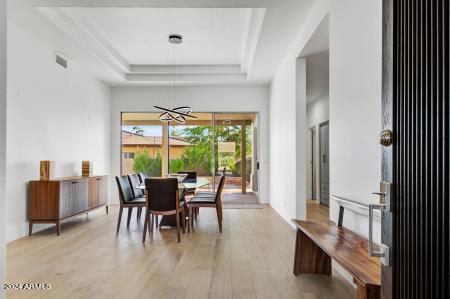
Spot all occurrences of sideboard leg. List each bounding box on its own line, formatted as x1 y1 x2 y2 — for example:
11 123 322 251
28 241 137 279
56 221 61 236
29 221 33 236
106 205 109 215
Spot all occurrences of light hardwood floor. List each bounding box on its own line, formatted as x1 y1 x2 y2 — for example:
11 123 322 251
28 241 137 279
7 205 355 299
306 200 330 223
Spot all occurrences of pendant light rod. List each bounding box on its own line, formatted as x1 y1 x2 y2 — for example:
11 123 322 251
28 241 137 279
154 34 197 123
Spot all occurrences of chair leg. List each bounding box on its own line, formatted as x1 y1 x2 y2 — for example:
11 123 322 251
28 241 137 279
216 206 222 233
116 206 123 235
176 210 181 242
150 214 154 235
181 209 185 234
190 206 195 231
137 207 142 221
155 215 159 228
127 207 133 228
142 211 149 242
188 206 191 234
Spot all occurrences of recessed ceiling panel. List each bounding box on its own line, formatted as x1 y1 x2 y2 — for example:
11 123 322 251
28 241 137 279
65 7 252 65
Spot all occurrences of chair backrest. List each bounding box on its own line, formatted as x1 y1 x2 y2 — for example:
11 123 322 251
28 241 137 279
128 174 144 198
116 175 134 204
215 175 226 203
145 178 179 212
178 171 197 182
138 172 147 183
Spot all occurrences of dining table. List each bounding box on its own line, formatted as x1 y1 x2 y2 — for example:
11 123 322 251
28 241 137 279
137 177 210 226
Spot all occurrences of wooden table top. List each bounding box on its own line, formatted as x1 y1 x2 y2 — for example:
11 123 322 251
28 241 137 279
292 219 381 286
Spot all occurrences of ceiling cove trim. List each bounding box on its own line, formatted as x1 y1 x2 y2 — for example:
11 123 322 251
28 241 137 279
130 64 243 74
126 73 247 83
37 7 128 78
61 7 130 72
37 6 265 84
34 0 268 8
240 8 265 74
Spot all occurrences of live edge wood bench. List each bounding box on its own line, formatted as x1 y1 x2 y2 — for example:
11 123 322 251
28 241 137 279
292 219 381 299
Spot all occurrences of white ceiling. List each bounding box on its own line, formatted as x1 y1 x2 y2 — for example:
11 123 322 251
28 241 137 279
22 0 318 86
66 8 251 65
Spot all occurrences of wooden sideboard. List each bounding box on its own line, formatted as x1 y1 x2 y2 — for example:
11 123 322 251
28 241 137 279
29 175 108 236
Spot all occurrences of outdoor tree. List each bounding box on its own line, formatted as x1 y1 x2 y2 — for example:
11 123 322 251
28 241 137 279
131 126 144 136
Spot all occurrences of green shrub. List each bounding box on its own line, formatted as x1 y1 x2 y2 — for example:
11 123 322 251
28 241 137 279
181 145 212 176
132 150 162 177
169 158 185 174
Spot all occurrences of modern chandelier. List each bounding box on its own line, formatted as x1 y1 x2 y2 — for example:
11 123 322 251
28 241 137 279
154 34 197 123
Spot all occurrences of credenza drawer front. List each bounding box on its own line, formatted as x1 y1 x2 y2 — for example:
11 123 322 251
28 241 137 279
76 179 89 213
59 179 89 218
60 181 76 218
98 176 108 206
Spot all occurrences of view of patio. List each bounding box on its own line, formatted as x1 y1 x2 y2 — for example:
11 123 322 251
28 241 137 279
121 112 259 204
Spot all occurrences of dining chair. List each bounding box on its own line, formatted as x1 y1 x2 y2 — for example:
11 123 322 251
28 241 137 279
127 173 145 221
138 172 148 182
142 178 186 243
178 171 198 220
115 175 146 234
188 175 225 233
177 171 197 183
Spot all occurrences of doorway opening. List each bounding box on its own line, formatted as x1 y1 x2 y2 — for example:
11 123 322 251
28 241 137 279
301 13 330 222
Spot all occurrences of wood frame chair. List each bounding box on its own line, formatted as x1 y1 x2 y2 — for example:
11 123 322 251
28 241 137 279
142 178 186 243
188 176 225 233
115 175 146 234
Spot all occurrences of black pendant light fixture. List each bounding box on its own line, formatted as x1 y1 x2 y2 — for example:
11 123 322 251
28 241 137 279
154 34 197 123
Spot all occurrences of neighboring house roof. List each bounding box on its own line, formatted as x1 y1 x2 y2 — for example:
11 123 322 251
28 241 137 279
122 130 191 146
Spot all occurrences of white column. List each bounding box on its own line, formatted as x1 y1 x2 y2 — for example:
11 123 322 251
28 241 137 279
295 58 307 220
0 0 7 296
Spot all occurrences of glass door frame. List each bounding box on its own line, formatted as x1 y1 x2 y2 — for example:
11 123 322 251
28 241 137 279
120 111 260 200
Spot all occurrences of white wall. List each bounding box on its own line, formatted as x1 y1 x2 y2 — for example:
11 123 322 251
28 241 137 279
6 22 111 242
269 0 330 222
329 0 382 240
0 0 6 295
111 86 270 204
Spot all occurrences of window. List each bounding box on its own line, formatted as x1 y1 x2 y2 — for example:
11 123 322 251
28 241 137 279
123 152 134 159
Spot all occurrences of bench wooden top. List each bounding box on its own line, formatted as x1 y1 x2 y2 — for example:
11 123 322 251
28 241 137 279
292 219 381 286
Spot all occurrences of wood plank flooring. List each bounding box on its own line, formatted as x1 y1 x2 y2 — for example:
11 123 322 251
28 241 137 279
306 200 330 223
7 205 355 299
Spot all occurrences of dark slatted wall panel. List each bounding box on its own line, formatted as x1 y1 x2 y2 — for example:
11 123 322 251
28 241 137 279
393 0 449 298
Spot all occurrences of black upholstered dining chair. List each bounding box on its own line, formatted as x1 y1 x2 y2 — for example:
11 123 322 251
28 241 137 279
142 178 186 243
177 171 197 183
127 173 145 220
188 175 225 233
138 172 147 182
115 175 146 234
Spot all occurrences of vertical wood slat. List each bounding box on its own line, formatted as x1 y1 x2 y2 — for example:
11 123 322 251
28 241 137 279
392 0 449 298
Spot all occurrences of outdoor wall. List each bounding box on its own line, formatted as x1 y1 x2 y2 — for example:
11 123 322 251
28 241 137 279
0 0 6 294
5 21 111 242
329 0 382 241
111 86 270 204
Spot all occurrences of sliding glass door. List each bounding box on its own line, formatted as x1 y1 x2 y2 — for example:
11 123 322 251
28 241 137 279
120 112 258 201
214 113 258 203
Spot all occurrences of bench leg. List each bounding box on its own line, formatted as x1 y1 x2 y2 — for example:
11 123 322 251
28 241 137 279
355 282 380 299
293 229 331 275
